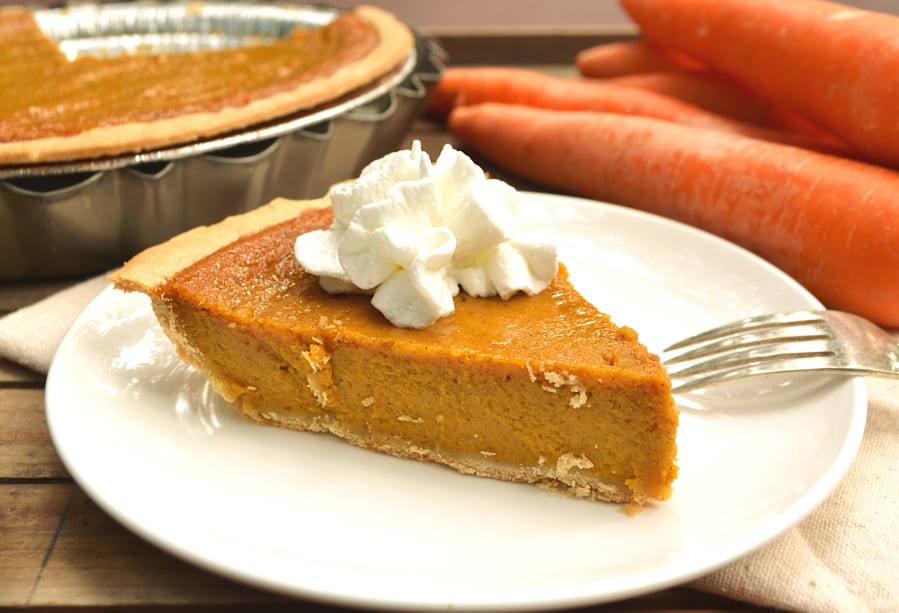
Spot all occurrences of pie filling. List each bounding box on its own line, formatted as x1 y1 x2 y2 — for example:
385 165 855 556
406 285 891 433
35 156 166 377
0 9 377 140
0 5 413 164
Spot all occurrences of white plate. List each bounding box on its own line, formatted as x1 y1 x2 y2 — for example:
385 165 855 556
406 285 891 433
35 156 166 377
46 192 866 611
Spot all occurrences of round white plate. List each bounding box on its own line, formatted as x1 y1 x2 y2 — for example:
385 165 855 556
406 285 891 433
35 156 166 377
46 192 866 611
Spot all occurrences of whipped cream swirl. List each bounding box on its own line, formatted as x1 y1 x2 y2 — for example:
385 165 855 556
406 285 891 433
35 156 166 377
294 141 558 328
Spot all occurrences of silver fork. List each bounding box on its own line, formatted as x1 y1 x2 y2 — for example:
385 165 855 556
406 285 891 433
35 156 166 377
662 310 899 393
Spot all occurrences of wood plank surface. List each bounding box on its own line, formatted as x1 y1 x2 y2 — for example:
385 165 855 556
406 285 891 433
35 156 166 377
1 484 288 608
0 388 68 479
0 280 74 314
436 30 633 65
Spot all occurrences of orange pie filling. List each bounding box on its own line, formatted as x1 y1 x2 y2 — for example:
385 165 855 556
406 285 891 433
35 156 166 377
0 5 413 162
0 9 375 139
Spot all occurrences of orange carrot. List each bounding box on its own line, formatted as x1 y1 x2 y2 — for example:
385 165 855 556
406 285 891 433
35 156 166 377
597 71 846 143
426 67 851 156
575 39 704 77
620 0 899 169
596 72 788 127
426 67 715 123
448 103 899 327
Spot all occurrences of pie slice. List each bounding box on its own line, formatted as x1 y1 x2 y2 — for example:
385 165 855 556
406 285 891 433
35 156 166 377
109 194 679 504
0 4 413 164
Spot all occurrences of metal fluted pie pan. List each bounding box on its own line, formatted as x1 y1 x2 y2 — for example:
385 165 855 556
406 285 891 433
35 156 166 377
0 2 445 280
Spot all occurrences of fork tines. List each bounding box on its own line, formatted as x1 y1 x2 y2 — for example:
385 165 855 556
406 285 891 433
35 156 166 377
662 310 837 392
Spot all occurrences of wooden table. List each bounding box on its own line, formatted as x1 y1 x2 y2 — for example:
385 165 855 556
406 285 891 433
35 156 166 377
0 30 775 611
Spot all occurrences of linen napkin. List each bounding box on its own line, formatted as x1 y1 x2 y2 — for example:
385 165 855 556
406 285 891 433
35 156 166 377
1 277 897 612
0 274 110 374
692 375 899 613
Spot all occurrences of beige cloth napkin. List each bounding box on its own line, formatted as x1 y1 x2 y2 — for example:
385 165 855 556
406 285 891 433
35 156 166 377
1 276 897 612
692 375 899 613
0 274 111 374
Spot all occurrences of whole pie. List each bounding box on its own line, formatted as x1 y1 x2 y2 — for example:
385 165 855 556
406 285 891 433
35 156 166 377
109 194 679 504
0 4 413 164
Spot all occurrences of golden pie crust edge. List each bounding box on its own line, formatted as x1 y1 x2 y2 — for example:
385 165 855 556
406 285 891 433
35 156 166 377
0 5 414 164
109 195 329 293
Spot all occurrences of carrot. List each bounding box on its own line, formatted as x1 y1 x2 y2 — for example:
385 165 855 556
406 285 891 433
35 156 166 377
597 72 759 118
620 0 899 169
425 67 717 123
426 67 851 156
575 39 704 78
447 102 899 327
596 72 788 128
598 71 846 143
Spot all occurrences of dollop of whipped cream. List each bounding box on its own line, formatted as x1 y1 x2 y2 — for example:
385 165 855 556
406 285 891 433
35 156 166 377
294 140 558 328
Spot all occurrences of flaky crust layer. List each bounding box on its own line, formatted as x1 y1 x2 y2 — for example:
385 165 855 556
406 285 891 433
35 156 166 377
0 6 413 164
238 403 636 504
